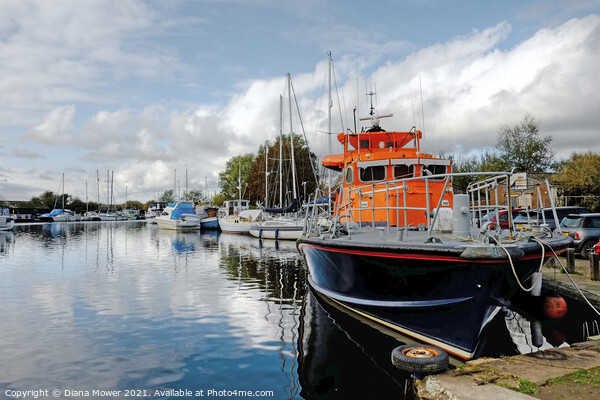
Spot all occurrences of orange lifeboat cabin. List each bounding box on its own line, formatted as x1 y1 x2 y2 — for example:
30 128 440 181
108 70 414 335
323 122 453 228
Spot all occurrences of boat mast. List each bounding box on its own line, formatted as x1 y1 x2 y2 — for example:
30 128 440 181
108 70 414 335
265 141 269 208
279 95 283 208
96 170 100 212
106 170 109 212
238 161 242 212
327 52 332 215
61 172 65 209
287 73 297 203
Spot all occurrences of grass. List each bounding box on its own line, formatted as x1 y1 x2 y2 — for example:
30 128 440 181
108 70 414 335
547 367 600 388
497 378 540 395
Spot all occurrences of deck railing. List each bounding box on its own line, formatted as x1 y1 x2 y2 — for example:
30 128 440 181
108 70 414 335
303 171 522 239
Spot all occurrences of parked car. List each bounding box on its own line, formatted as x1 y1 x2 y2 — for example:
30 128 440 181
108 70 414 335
560 213 600 257
513 206 594 231
482 208 524 229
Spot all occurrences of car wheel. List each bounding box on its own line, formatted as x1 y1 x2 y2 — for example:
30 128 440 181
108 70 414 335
580 240 595 258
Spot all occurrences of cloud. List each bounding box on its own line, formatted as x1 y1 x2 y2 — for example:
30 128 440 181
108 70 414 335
25 105 76 145
0 0 192 126
12 147 44 159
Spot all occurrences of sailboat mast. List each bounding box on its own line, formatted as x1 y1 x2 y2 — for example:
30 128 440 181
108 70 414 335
106 170 109 211
238 161 242 211
96 169 100 211
327 51 332 215
287 74 298 202
62 172 65 209
279 95 283 208
265 142 269 208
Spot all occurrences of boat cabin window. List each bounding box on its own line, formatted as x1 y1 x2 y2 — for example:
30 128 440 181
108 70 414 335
394 165 414 179
345 166 354 184
422 164 447 180
359 165 385 182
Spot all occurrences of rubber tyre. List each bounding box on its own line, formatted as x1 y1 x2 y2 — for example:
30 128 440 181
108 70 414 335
580 240 595 258
391 344 449 374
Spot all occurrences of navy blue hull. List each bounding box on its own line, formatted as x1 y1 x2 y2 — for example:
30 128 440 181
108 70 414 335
297 240 555 359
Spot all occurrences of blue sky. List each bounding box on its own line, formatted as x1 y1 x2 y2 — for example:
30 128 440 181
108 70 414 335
1 0 599 203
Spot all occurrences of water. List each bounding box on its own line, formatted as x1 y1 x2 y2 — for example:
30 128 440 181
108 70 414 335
1 222 598 399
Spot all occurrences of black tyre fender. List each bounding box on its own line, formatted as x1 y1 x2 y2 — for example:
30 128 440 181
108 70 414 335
580 240 595 258
391 344 449 374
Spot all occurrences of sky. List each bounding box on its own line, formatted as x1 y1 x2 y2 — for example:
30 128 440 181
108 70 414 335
1 0 599 204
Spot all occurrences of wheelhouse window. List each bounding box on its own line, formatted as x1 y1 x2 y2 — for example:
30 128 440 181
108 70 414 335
359 165 385 182
345 166 354 184
393 165 414 179
423 164 447 180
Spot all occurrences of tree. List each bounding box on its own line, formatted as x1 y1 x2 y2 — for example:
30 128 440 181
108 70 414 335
496 113 555 172
160 190 175 203
31 191 59 208
218 153 255 200
245 134 318 207
552 152 600 211
446 150 504 192
183 189 203 204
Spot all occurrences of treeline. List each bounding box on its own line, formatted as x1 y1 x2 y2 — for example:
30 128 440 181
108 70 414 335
216 134 318 208
448 114 600 211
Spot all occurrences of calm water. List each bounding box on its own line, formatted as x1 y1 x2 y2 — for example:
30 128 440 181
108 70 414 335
1 222 599 400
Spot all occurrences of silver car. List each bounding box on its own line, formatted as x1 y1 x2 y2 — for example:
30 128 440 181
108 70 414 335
559 213 600 257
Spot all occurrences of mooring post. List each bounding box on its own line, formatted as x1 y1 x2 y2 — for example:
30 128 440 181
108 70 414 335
589 253 600 281
566 248 576 274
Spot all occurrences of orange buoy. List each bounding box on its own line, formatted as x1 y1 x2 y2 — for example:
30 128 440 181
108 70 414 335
543 292 568 319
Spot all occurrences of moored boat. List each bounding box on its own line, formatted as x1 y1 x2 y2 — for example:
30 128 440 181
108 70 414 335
249 216 304 240
0 206 15 231
196 205 219 230
145 202 167 224
219 209 264 235
297 106 572 360
155 202 200 231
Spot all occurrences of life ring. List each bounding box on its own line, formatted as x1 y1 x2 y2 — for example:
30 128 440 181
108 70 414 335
391 344 448 375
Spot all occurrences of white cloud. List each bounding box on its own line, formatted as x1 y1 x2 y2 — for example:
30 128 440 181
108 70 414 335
26 105 76 145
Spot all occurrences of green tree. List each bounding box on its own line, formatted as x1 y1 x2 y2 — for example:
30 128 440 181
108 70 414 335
218 153 255 200
552 152 600 211
183 189 203 203
31 190 59 208
446 150 504 192
245 134 318 207
160 189 175 203
496 113 555 172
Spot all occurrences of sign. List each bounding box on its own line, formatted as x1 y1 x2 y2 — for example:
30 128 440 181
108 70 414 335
510 173 528 190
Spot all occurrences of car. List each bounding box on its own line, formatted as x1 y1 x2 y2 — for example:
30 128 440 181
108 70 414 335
560 213 600 258
513 206 594 231
482 208 524 229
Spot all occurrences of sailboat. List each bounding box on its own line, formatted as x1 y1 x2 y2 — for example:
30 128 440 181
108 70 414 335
218 162 264 234
98 170 127 221
39 173 80 222
249 74 308 240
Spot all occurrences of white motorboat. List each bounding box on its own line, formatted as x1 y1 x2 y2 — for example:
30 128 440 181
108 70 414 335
155 202 200 231
145 202 168 224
